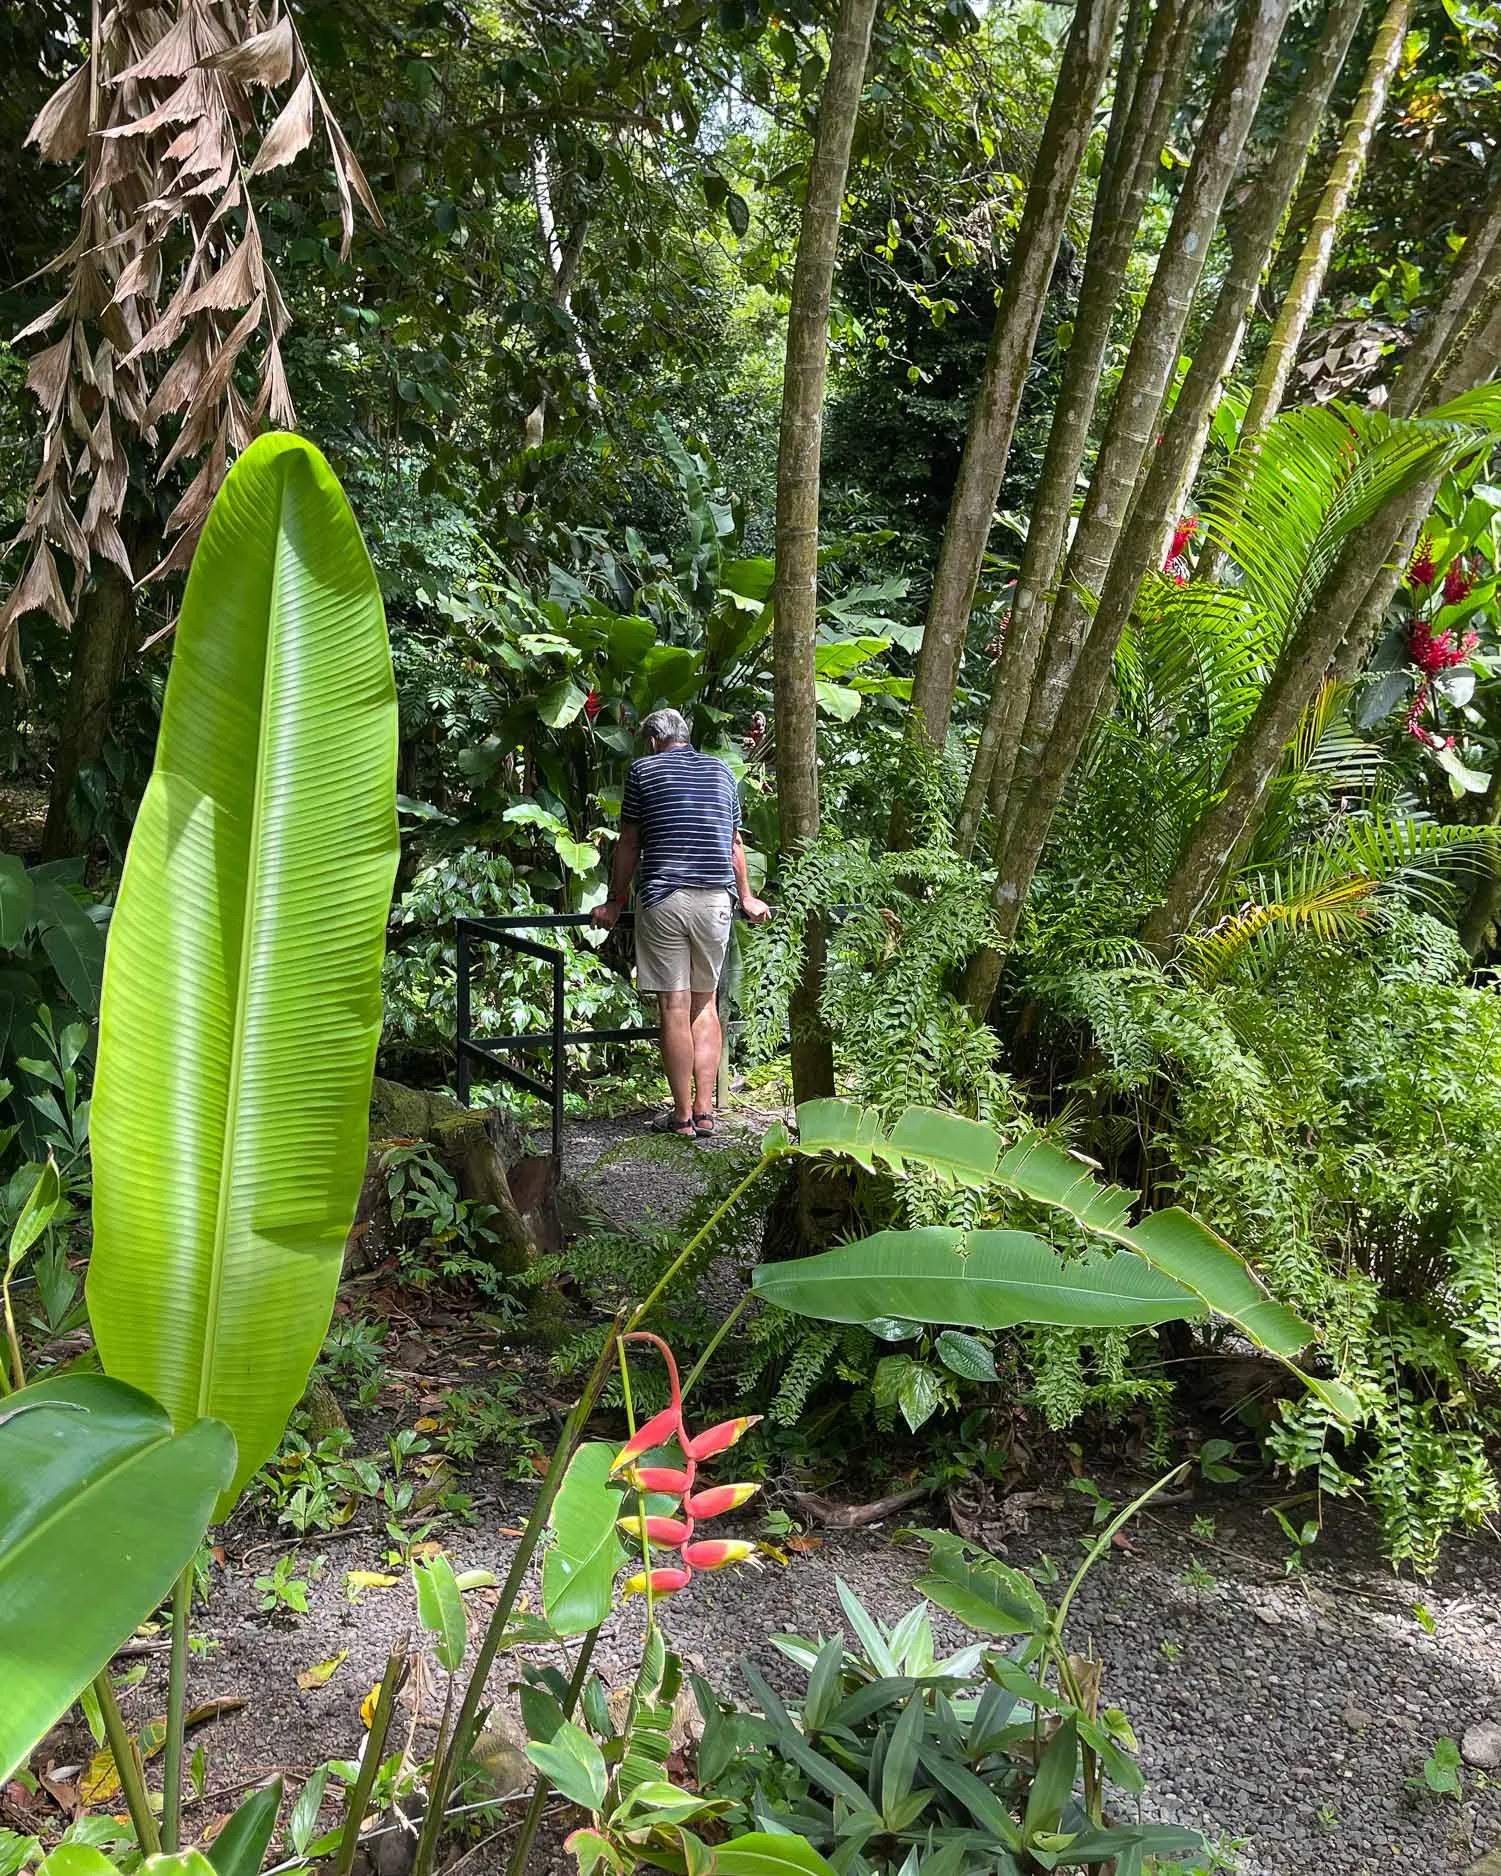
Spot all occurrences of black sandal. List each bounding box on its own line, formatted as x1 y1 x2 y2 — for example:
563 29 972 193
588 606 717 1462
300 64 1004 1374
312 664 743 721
649 1112 697 1138
693 1113 716 1137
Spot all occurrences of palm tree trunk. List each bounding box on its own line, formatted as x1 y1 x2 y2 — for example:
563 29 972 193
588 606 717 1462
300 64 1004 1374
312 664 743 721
895 0 1126 817
1326 185 1501 682
1137 0 1369 564
772 0 879 1103
1142 278 1501 952
1386 169 1501 419
1198 0 1410 581
954 0 1201 858
965 0 1295 1014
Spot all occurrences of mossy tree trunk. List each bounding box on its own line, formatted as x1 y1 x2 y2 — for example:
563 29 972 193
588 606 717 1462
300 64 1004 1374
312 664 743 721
772 0 880 1103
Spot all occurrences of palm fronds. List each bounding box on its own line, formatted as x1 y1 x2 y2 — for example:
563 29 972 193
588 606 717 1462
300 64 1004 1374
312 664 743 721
1199 396 1501 645
1185 814 1501 983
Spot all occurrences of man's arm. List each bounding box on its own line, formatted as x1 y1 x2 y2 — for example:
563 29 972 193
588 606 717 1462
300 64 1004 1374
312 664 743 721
592 821 640 929
733 829 771 923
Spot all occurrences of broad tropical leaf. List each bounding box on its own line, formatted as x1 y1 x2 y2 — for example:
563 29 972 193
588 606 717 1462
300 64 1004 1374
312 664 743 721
543 1441 628 1637
995 1133 1311 1355
714 1834 840 1876
793 1098 888 1172
752 1228 1203 1330
0 1373 235 1781
86 433 399 1511
206 1780 283 1876
413 1553 467 1672
912 1534 1048 1639
793 1100 998 1190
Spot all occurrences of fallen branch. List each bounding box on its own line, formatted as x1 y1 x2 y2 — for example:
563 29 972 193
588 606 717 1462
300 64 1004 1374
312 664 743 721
788 1483 932 1529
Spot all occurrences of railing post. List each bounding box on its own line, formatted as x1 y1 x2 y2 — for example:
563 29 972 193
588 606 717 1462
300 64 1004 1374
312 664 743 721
551 951 566 1163
456 920 472 1109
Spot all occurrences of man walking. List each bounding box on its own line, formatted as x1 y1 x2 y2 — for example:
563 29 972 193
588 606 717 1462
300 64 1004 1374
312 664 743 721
592 708 770 1138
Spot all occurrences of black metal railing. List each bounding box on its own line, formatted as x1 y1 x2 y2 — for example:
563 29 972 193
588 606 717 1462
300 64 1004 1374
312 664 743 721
454 911 732 1159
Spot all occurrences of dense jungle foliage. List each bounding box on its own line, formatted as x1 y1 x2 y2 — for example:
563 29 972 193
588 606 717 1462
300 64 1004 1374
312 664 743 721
6 0 1501 1593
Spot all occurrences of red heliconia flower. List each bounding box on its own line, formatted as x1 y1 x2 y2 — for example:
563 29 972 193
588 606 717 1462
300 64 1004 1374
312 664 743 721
584 688 601 721
1167 515 1199 566
609 1404 684 1475
683 1482 760 1519
1408 534 1437 589
623 1464 692 1495
684 1415 761 1462
617 1514 691 1549
610 1333 762 1607
681 1538 757 1572
621 1566 693 1600
1443 558 1474 606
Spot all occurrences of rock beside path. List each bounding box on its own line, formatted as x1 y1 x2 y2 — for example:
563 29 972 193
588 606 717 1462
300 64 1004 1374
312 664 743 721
1464 1719 1501 1769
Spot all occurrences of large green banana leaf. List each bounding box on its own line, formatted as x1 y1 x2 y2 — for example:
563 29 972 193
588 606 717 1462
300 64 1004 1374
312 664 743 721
751 1228 1204 1330
0 1372 234 1781
86 434 398 1511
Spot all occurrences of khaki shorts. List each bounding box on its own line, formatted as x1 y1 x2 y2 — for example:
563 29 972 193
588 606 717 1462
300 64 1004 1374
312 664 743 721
635 888 733 994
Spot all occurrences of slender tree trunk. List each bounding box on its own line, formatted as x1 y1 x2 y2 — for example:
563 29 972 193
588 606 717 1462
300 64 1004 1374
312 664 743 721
1139 0 1369 563
965 0 1295 1014
525 144 596 449
1142 275 1501 951
895 0 1126 817
954 0 1201 857
772 0 879 1103
42 562 136 860
1329 182 1501 685
1386 169 1501 419
1096 0 1152 205
1197 0 1410 580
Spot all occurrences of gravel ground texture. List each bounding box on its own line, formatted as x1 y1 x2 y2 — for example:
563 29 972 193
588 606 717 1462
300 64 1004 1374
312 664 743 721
44 1111 1501 1876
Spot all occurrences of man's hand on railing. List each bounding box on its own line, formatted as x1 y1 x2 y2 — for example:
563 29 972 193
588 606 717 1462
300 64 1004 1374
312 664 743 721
591 896 625 930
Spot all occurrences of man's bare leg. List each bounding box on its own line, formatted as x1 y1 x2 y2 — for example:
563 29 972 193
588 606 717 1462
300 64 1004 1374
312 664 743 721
690 990 721 1120
658 991 695 1123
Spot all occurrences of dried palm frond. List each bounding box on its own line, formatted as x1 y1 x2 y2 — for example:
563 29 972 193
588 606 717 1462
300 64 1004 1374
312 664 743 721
2 0 383 676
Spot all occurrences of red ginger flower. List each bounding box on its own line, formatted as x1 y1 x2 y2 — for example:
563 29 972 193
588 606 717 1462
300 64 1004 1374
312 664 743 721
1405 678 1457 750
612 1332 761 1602
1408 617 1478 676
1443 558 1474 606
1166 516 1199 567
1408 535 1437 589
584 688 601 721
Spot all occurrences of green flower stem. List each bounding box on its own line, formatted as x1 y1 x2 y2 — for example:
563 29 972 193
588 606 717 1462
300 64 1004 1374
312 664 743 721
2 1264 24 1393
628 1155 778 1329
93 1666 161 1857
1053 1463 1188 1641
412 1316 624 1876
616 1341 656 1632
504 1628 600 1876
680 1293 751 1405
161 1567 191 1851
333 1642 406 1876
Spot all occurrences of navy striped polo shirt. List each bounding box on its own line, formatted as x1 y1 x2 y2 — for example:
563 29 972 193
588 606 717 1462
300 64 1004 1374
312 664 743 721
621 745 740 908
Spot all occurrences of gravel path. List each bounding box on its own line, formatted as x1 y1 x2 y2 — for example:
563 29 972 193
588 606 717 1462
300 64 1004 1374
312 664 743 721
75 1112 1501 1875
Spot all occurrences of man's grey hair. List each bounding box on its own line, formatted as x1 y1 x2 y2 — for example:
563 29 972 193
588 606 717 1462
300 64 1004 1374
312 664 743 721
641 707 691 746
